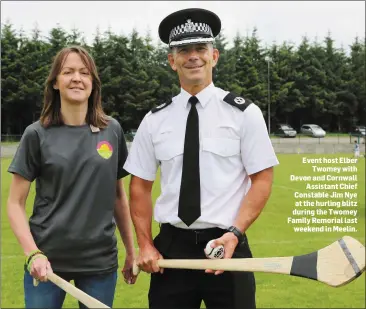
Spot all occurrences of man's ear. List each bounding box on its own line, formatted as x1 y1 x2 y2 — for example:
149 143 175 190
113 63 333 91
168 53 177 71
212 48 220 68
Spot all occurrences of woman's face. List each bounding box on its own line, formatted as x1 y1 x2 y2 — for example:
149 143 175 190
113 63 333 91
54 52 93 106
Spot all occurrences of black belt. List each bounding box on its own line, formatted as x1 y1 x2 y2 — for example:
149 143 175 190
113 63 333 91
160 223 227 244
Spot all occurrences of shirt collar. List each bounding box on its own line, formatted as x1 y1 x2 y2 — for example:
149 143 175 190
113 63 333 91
180 83 215 109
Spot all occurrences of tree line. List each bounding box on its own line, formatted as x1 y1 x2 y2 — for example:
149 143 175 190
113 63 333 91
1 22 365 136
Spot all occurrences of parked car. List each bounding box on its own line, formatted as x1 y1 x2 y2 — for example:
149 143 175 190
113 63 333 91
350 125 366 137
130 129 137 138
126 129 137 141
300 124 326 137
274 124 297 138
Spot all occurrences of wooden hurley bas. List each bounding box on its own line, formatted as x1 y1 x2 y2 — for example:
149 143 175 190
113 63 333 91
46 273 110 308
133 236 365 287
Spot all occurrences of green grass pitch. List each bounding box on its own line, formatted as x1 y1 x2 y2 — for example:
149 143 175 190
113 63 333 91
1 154 365 308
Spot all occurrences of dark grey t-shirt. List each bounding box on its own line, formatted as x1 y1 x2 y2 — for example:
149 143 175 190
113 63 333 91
8 117 129 274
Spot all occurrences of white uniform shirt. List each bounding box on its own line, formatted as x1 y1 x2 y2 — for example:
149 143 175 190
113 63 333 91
124 83 279 229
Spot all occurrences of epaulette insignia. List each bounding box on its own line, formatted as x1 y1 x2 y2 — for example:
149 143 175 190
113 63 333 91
223 92 252 112
151 101 172 113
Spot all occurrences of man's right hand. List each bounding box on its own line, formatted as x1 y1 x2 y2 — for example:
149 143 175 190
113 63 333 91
136 243 164 274
29 255 53 282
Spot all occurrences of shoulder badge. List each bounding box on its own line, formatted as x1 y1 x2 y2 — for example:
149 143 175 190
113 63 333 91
223 92 252 112
151 100 172 113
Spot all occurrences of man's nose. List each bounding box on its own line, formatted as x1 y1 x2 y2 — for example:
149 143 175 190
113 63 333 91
188 49 199 60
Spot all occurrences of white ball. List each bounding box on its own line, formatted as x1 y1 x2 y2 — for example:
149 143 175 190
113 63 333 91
204 240 225 259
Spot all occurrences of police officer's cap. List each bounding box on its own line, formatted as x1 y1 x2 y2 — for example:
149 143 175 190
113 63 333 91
159 8 221 48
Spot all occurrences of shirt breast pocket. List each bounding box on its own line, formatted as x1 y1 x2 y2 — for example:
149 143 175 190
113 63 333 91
153 127 183 161
153 129 184 162
155 141 183 161
202 137 241 189
202 137 240 157
154 135 184 186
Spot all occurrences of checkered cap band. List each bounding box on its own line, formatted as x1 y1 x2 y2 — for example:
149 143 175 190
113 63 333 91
170 37 214 47
169 19 213 43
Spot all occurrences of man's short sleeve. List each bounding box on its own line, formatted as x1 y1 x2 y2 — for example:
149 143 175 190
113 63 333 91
123 114 159 181
117 122 130 179
8 125 41 182
240 104 279 175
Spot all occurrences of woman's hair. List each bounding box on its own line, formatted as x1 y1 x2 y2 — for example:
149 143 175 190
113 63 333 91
40 46 108 128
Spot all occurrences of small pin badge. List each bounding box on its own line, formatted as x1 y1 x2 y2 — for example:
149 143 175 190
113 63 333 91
90 124 100 133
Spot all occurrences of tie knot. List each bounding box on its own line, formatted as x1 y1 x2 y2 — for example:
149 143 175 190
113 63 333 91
189 96 199 106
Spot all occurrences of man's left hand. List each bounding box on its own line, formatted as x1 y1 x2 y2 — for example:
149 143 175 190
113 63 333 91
205 232 239 275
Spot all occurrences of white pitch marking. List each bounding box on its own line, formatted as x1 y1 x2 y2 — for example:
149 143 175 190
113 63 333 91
273 184 298 191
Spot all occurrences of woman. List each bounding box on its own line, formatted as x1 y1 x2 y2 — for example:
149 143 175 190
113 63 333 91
7 46 137 308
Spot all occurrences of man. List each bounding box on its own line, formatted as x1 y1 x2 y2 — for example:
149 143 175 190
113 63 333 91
124 8 279 309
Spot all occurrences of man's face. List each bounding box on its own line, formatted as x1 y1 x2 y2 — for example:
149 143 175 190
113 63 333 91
168 43 219 87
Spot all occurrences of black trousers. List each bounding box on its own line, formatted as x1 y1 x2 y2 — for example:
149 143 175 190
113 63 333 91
149 224 256 309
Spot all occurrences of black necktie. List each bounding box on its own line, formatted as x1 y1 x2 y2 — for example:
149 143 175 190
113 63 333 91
178 96 201 226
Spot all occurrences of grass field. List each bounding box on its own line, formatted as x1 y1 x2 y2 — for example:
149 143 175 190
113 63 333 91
0 142 20 146
1 154 365 308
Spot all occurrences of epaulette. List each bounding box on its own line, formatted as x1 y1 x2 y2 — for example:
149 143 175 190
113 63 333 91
223 92 252 112
151 100 172 113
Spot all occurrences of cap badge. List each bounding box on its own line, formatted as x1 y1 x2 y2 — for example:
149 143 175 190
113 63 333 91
184 19 195 32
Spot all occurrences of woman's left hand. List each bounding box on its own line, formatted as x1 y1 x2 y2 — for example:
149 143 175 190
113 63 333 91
121 253 138 284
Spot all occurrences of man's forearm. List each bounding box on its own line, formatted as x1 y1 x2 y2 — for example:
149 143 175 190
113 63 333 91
130 178 154 249
233 169 273 233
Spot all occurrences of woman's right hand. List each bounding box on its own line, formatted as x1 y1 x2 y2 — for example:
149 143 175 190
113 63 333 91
136 243 164 274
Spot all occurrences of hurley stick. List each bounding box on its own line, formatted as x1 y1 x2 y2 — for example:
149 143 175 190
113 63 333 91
47 272 110 308
133 236 365 287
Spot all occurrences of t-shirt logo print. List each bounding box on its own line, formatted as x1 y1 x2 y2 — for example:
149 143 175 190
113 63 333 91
97 141 113 159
